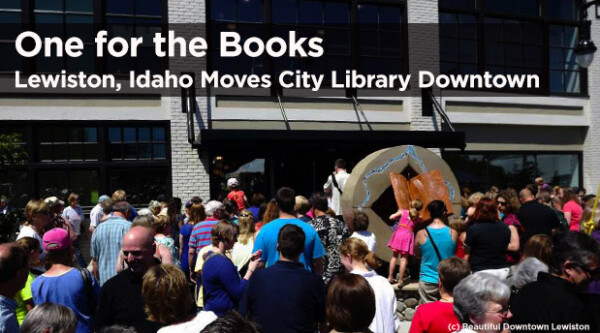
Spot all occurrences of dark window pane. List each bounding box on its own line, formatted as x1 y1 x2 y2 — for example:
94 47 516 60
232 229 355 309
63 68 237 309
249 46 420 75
523 45 542 68
549 25 563 47
503 21 522 43
38 170 69 200
563 26 577 49
325 2 348 24
123 143 137 159
272 0 297 23
536 154 579 187
69 144 84 160
54 144 68 161
36 56 63 73
485 0 539 16
299 1 323 24
441 61 458 75
504 44 522 67
441 39 458 62
66 0 93 12
459 15 477 39
441 0 475 9
547 0 577 20
69 127 83 142
565 49 577 71
1 0 21 9
53 128 68 142
83 128 97 143
35 0 62 11
564 71 580 93
110 144 122 160
108 168 168 205
67 45 94 73
550 70 564 92
153 143 166 158
0 44 20 71
484 18 502 41
359 30 378 55
238 0 261 22
39 144 53 162
38 127 53 142
326 28 349 54
152 127 165 141
380 32 402 56
138 127 151 141
485 42 503 65
549 47 563 69
522 22 541 45
108 127 121 143
136 47 163 74
83 144 98 161
106 0 133 14
211 0 235 21
123 127 136 142
358 5 378 24
69 170 99 206
136 0 162 16
139 143 152 159
459 39 477 63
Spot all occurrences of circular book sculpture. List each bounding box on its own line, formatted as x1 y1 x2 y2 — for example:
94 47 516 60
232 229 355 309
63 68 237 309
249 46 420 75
341 145 461 261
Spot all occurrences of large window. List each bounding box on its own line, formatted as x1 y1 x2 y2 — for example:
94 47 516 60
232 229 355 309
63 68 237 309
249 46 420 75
209 0 407 88
439 0 583 94
0 0 165 75
443 152 581 192
0 122 170 209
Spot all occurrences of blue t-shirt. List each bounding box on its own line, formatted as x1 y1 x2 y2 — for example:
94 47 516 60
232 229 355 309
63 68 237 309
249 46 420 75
253 218 325 271
32 268 100 333
179 223 194 273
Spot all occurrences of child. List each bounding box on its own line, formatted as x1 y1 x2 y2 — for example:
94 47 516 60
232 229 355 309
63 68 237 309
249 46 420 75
387 199 423 286
226 178 248 212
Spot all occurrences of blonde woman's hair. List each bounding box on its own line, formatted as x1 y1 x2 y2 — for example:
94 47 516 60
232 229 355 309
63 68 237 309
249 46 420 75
153 215 169 234
449 215 468 232
142 264 192 325
339 237 381 270
112 189 127 203
237 210 255 245
409 199 423 220
467 192 485 206
263 201 279 225
24 199 49 224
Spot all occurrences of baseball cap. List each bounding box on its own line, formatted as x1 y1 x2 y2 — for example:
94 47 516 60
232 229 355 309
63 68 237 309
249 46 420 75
227 178 239 187
43 228 72 251
44 196 65 208
185 200 193 209
98 195 110 203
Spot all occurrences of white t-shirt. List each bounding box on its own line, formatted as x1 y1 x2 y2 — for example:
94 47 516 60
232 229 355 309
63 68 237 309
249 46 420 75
89 204 104 228
324 170 349 215
231 238 254 272
157 311 217 333
62 206 83 236
17 225 45 271
351 269 399 333
351 231 377 253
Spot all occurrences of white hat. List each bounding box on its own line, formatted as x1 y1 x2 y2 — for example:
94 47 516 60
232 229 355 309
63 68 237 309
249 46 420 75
227 178 239 187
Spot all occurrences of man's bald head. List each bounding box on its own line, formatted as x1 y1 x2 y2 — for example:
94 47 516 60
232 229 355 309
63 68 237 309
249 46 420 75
122 226 156 275
520 188 535 202
0 243 28 297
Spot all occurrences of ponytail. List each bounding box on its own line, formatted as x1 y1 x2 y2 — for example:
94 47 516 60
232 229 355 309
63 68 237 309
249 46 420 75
340 238 382 270
409 199 423 220
365 251 382 270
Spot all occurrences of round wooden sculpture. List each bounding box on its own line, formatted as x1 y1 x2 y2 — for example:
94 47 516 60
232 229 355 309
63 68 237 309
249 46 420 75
341 145 461 261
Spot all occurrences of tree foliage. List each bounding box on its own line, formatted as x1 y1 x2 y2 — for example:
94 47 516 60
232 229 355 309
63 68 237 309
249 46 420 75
0 133 28 168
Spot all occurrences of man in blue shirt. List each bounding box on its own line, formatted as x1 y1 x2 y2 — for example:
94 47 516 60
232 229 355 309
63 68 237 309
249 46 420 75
0 243 28 333
241 224 326 333
91 202 131 285
253 187 325 272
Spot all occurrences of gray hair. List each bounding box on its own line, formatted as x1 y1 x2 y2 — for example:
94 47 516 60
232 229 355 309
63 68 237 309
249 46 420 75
137 208 153 217
204 200 224 217
453 272 511 324
20 303 77 333
132 215 155 228
148 200 161 210
510 257 548 290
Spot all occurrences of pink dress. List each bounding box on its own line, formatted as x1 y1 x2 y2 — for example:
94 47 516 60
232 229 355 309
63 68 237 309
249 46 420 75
387 209 415 255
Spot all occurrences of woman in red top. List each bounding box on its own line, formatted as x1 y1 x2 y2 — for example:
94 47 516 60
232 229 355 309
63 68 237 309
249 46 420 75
561 187 583 231
409 257 471 333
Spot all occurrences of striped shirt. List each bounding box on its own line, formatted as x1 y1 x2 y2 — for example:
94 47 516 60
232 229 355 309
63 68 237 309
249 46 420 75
91 216 131 285
189 218 219 252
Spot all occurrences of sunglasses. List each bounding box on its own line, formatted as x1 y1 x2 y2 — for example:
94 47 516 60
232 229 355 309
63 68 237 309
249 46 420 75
497 201 507 206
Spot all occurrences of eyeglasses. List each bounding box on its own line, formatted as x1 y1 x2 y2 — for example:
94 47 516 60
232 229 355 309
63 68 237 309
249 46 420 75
579 265 600 279
497 201 507 206
487 304 510 317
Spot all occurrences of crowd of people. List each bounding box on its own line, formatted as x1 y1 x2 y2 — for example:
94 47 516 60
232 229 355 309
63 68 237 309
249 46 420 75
0 164 600 333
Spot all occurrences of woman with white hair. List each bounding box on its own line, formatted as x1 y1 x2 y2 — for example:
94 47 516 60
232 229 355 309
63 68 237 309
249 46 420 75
509 257 548 291
453 273 512 333
20 303 78 333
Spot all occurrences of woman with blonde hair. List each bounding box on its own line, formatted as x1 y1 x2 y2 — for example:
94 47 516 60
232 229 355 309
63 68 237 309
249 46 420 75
154 215 178 266
339 238 399 333
143 264 216 332
18 200 49 271
231 210 256 276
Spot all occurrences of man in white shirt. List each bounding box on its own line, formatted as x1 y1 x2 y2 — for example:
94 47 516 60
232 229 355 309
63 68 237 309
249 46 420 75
89 195 110 233
323 158 349 217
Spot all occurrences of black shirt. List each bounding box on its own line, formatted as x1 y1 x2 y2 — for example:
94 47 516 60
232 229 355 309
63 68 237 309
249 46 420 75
95 268 163 333
516 201 561 243
510 272 595 332
239 261 326 333
465 221 510 271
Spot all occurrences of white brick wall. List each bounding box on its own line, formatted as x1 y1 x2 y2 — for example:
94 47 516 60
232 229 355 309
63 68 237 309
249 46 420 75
584 15 600 192
167 0 211 201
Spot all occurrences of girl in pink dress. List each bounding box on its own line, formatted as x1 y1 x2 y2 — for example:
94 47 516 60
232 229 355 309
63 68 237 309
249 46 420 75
387 199 423 285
